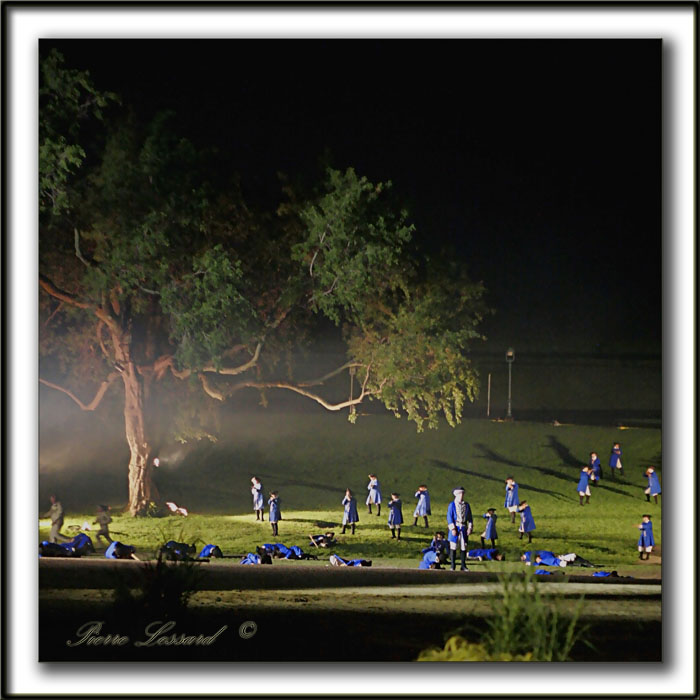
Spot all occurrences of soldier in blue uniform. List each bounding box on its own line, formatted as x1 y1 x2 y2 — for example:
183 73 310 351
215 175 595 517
576 466 592 505
480 508 498 549
521 550 598 568
309 532 336 548
240 552 272 565
422 531 449 564
504 477 520 523
589 452 602 485
251 477 265 521
412 485 431 527
329 554 372 567
341 488 359 535
644 467 661 504
418 549 442 569
388 493 404 540
446 486 473 571
637 514 655 560
466 548 505 561
268 491 281 536
105 541 139 560
366 474 382 516
69 532 95 556
198 544 223 558
518 500 536 543
609 442 624 478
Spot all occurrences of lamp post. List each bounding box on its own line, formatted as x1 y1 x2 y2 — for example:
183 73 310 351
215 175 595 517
505 347 515 420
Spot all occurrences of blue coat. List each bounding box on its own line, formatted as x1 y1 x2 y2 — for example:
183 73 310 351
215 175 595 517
421 537 448 556
388 499 403 526
330 554 366 567
609 447 622 468
413 490 431 517
268 497 281 523
342 496 360 524
69 533 94 555
419 550 439 569
251 482 264 510
240 552 261 565
198 544 223 558
504 482 519 508
534 550 561 567
519 505 536 533
105 541 135 559
647 471 661 495
466 548 498 560
482 513 498 540
576 469 590 492
366 478 382 505
446 500 473 543
638 521 655 547
590 456 602 479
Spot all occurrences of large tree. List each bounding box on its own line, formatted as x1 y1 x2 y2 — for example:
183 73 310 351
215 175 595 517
39 51 490 515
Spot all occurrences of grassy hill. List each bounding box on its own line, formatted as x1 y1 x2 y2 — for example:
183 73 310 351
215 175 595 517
39 411 662 569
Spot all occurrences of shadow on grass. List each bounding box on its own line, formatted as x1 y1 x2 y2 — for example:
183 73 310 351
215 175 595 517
472 444 573 487
431 459 570 502
594 483 637 499
256 473 340 494
546 435 583 468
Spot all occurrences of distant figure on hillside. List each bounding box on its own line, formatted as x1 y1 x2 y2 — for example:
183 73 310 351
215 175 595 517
637 514 655 560
412 485 431 527
366 474 382 516
518 501 536 543
480 508 498 549
330 554 372 567
268 492 281 537
388 493 404 540
341 489 359 535
309 532 337 548
521 550 599 568
422 531 449 564
504 477 520 523
609 442 624 478
42 495 70 543
577 466 592 505
589 452 602 485
447 486 473 571
644 467 661 504
93 504 113 545
466 548 505 561
251 477 265 521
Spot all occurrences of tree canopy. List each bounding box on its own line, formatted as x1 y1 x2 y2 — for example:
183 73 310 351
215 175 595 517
39 49 490 514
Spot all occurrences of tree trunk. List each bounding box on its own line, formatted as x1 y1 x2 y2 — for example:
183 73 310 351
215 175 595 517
122 362 153 516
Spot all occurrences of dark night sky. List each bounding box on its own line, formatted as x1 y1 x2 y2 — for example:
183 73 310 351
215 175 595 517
42 39 662 354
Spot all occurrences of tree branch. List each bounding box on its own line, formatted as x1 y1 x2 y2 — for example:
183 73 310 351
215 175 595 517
199 373 225 401
297 362 363 387
39 372 121 411
74 228 93 268
39 274 91 309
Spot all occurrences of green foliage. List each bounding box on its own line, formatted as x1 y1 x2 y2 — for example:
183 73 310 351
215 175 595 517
417 636 533 662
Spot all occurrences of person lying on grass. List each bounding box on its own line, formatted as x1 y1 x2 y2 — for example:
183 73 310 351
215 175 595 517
329 554 372 567
105 541 140 560
240 552 272 565
309 532 337 548
466 548 505 561
257 543 318 560
520 550 599 568
421 531 449 564
418 550 443 569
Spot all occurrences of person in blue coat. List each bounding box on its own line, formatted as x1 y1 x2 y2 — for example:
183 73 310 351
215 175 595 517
521 550 599 568
251 477 265 521
504 477 520 523
518 501 536 543
329 554 372 567
105 541 139 560
644 467 661 504
268 492 281 536
589 452 602 485
388 493 404 540
609 442 624 478
637 514 655 560
480 508 498 548
447 486 473 571
366 474 382 516
422 531 449 564
576 466 592 505
240 552 272 565
412 485 431 527
341 488 359 535
69 532 95 556
466 548 504 561
39 541 76 557
198 544 223 558
418 550 442 569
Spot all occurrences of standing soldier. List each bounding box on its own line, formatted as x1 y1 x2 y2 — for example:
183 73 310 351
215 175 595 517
341 488 359 535
42 495 70 543
589 452 602 485
504 477 519 523
387 492 404 540
609 442 624 479
446 486 473 571
577 466 592 505
644 467 661 504
93 504 114 546
480 508 498 549
366 474 382 516
268 491 281 537
637 514 655 560
412 485 431 527
518 500 536 544
251 477 265 521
